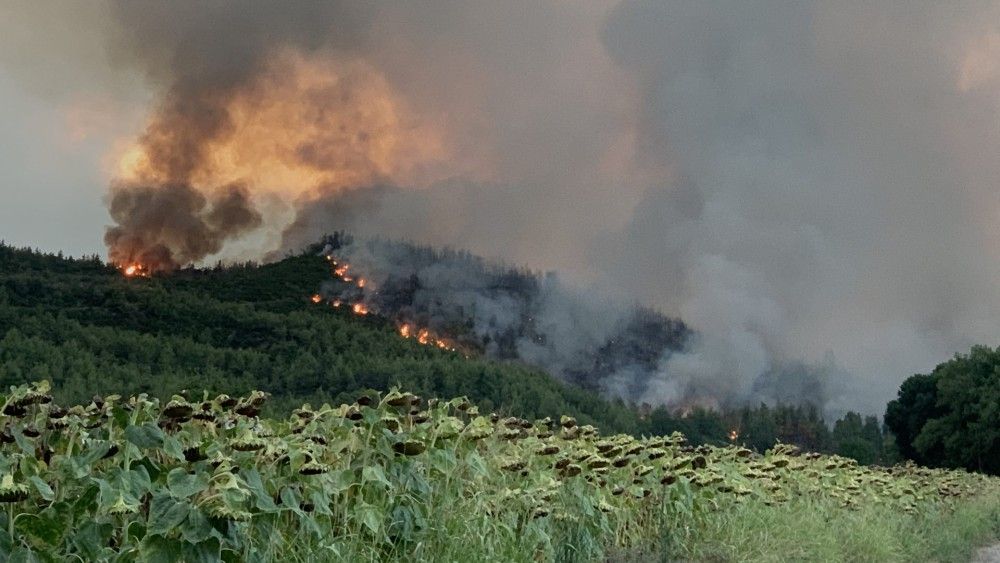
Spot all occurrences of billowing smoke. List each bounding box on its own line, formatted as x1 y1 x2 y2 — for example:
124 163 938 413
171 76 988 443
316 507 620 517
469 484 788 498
105 183 261 270
101 2 399 271
272 1 1000 416
317 234 694 403
20 0 997 413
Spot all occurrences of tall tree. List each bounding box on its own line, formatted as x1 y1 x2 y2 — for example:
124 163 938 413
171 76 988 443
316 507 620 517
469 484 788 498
885 346 1000 474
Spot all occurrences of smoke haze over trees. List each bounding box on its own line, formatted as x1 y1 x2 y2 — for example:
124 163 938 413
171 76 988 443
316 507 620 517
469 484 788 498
5 1 1000 415
0 241 893 465
313 233 869 416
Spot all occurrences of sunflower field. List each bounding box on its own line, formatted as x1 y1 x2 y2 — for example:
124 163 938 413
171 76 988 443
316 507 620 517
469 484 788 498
0 381 995 562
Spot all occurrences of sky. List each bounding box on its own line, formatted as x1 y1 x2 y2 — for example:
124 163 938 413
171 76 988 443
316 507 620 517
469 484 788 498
0 2 146 255
3 1 1000 412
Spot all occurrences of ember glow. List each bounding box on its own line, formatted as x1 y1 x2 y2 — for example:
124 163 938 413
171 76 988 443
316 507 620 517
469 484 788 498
121 263 150 278
396 324 457 352
320 252 460 352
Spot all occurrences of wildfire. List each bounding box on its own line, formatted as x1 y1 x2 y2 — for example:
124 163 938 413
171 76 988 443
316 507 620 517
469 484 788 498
728 428 739 442
311 294 322 304
398 323 457 352
121 263 150 278
105 49 482 273
324 255 458 351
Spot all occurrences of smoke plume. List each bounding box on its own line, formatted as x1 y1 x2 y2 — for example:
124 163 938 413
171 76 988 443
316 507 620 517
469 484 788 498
316 234 692 403
105 182 261 270
18 0 995 412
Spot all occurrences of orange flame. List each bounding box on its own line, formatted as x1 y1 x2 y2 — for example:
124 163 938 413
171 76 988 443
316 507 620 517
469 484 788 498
324 259 459 351
121 263 150 278
311 294 322 304
397 323 456 351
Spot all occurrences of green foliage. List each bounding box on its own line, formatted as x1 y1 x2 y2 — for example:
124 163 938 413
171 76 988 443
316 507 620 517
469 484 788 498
886 345 1000 474
0 243 645 433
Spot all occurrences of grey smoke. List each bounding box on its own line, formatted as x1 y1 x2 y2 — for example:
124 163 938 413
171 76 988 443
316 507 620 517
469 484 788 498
316 235 692 404
6 1 1000 414
278 1 1000 416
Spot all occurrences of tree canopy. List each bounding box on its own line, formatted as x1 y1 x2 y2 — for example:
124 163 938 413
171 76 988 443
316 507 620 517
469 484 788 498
885 345 1000 475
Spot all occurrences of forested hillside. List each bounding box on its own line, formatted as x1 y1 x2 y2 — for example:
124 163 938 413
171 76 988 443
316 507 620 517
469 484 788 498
0 243 639 431
0 242 894 461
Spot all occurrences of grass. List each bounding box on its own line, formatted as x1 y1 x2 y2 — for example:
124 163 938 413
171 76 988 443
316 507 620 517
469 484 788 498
610 489 1000 562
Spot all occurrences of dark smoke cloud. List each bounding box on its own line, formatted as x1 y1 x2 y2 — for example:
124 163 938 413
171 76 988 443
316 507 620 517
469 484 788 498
101 1 377 269
107 0 377 179
108 2 375 87
105 183 261 271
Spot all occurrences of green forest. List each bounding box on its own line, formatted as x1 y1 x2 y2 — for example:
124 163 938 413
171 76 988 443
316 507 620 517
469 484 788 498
886 346 1000 475
0 242 989 472
0 243 641 431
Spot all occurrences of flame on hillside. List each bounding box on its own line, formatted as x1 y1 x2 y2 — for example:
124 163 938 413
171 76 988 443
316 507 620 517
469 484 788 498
121 263 150 278
398 324 457 352
316 253 460 352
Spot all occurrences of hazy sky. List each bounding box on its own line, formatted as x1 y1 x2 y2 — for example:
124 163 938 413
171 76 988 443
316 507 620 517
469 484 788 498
3 1 1000 412
0 2 146 255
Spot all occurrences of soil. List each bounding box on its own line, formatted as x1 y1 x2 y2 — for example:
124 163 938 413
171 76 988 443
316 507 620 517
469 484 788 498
973 543 1000 563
